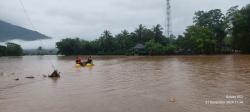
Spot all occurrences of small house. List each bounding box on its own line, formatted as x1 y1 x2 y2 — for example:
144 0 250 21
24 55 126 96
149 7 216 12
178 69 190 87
132 43 146 55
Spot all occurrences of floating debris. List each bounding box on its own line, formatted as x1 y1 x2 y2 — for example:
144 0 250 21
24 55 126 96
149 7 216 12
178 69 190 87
25 76 35 79
0 72 4 76
42 74 47 78
169 97 176 103
14 78 19 81
49 70 60 78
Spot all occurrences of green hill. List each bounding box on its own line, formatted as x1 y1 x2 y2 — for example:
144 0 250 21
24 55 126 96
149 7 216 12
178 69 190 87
0 20 51 42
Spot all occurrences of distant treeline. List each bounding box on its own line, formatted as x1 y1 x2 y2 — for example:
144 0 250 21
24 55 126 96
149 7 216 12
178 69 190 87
0 43 23 56
56 24 176 55
23 48 58 55
56 4 250 55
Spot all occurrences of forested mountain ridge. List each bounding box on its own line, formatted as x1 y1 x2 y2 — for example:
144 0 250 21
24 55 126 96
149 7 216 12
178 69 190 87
0 20 50 42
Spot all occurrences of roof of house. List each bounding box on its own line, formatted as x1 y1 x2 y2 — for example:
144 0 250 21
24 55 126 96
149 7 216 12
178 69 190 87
133 43 145 49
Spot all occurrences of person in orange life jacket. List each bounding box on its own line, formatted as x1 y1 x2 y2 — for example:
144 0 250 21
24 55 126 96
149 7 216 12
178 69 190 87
75 56 83 66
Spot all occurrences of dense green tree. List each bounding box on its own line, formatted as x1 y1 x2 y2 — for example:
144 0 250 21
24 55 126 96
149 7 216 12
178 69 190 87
6 42 23 56
38 46 42 51
152 24 164 42
224 6 239 51
134 24 144 43
226 6 239 33
55 4 250 55
184 25 216 54
231 4 250 53
37 46 43 55
0 45 7 56
145 39 176 55
56 38 82 55
175 35 189 51
80 40 95 54
98 30 115 52
164 45 176 54
131 24 154 44
145 40 165 55
115 30 134 52
194 9 227 52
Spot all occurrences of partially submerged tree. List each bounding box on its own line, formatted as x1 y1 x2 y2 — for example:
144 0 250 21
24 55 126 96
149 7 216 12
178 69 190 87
193 9 227 52
6 42 23 56
231 4 250 53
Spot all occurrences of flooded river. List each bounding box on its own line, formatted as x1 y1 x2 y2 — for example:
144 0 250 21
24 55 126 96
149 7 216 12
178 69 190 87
0 55 250 112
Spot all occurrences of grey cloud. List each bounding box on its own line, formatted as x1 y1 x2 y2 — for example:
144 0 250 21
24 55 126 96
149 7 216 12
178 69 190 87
0 0 249 49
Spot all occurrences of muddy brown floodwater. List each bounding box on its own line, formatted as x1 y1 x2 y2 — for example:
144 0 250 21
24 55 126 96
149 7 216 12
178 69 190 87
0 55 250 112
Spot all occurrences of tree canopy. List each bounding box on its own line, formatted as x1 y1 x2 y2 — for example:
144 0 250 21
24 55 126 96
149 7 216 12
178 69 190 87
0 42 23 56
56 3 250 55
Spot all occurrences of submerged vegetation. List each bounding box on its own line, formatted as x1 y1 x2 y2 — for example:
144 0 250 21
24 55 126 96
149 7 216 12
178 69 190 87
0 42 23 56
56 4 250 55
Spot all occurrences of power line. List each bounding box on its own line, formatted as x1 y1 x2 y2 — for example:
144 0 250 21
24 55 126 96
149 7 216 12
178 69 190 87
18 0 59 71
18 0 45 48
18 0 37 31
18 0 45 56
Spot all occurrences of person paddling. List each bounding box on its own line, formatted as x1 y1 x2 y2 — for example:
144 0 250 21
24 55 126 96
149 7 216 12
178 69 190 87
75 56 83 66
85 56 93 64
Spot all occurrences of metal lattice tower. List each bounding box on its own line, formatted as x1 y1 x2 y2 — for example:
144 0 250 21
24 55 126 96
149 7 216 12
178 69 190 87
165 0 171 37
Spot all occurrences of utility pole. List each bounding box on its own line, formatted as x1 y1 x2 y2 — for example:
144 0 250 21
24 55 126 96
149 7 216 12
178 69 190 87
165 0 171 37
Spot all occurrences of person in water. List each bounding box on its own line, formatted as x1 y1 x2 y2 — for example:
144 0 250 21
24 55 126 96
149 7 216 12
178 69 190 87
85 56 93 64
75 56 83 66
76 56 93 66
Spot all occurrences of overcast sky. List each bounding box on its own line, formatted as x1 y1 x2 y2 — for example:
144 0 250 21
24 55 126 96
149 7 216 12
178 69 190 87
0 0 249 49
